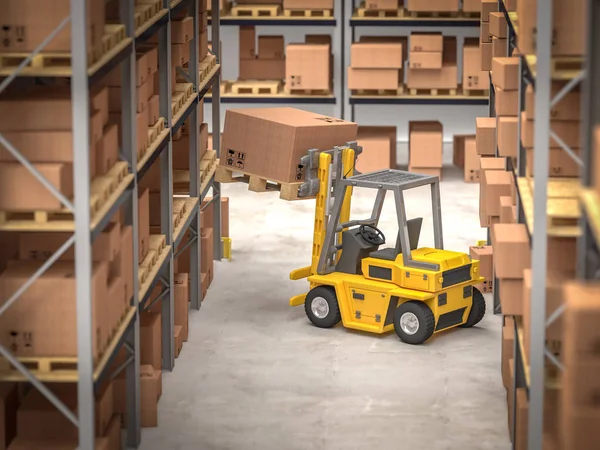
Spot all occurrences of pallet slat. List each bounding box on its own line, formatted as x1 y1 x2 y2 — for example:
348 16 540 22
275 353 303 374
215 165 307 201
231 4 280 17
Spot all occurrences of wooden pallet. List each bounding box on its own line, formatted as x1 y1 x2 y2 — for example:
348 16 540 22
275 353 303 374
215 165 306 201
140 249 159 273
134 3 157 26
149 234 167 254
406 10 459 18
231 4 280 17
352 86 405 96
284 88 331 96
199 54 217 83
461 11 481 18
176 82 195 101
0 162 128 228
230 80 281 95
173 198 188 219
408 87 457 96
463 88 489 97
101 24 127 57
283 8 333 17
137 0 162 17
171 93 186 117
526 55 585 80
356 5 403 17
207 0 232 15
201 150 218 181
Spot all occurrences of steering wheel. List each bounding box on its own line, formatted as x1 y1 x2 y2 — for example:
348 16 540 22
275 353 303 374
359 224 386 246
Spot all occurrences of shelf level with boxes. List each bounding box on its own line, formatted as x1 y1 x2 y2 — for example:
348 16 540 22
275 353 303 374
0 0 223 448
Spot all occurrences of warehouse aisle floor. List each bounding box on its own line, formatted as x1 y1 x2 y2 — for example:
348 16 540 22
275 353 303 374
140 162 511 450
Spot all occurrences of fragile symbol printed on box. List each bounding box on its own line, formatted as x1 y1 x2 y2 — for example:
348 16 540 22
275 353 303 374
315 117 344 124
9 330 33 352
226 149 246 169
1 25 26 49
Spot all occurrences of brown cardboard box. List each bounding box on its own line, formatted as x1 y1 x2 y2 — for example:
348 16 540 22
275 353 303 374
482 170 512 216
502 317 515 388
491 223 530 279
489 12 507 38
0 261 108 360
452 134 474 168
462 0 480 12
356 127 397 173
258 36 284 59
480 156 507 171
408 52 442 70
148 95 160 126
480 21 491 44
491 57 520 90
517 0 586 56
408 122 443 168
286 44 331 91
362 0 399 10
406 64 457 89
464 138 481 183
140 311 162 370
105 53 148 87
201 228 214 279
107 83 149 114
492 37 508 58
0 383 18 450
408 167 442 179
106 276 126 343
563 281 600 358
138 188 151 262
118 226 134 303
239 58 285 81
409 33 443 53
469 245 493 287
171 17 193 44
359 35 409 63
525 83 581 121
2 0 105 55
521 112 581 149
351 42 403 69
113 365 161 428
0 163 73 211
516 388 528 450
499 279 523 315
495 86 519 116
220 108 357 183
526 148 580 178
174 273 189 341
91 86 109 127
463 39 490 91
500 196 513 223
221 197 230 238
476 117 496 156
405 0 459 12
480 42 492 71
348 68 401 91
97 123 119 176
174 325 183 357
480 0 498 21
497 116 518 157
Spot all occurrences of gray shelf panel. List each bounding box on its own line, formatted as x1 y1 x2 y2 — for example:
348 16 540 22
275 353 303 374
209 17 336 26
204 94 336 104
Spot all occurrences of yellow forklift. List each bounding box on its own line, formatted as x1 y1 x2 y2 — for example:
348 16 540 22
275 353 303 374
289 144 486 345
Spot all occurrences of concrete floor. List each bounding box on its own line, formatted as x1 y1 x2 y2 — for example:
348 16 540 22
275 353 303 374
141 164 511 450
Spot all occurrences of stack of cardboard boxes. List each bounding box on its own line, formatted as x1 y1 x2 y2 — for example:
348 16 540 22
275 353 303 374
493 57 519 163
479 0 497 71
286 35 332 93
408 121 444 179
348 38 404 92
407 35 458 91
489 12 508 58
239 27 285 81
462 38 490 94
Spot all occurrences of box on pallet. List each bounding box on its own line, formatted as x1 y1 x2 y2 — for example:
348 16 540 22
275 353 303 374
407 37 458 90
220 108 357 183
469 246 493 293
363 0 399 10
283 0 333 9
286 42 331 91
405 0 459 12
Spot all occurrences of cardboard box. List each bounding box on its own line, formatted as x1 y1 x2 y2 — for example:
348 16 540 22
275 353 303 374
148 95 160 126
409 122 443 168
492 37 508 58
113 365 161 428
525 83 581 121
408 167 442 180
105 53 148 87
348 68 401 91
563 281 600 358
481 170 512 216
517 0 586 56
356 127 397 173
462 39 490 91
351 42 403 69
201 228 214 279
362 0 399 10
96 123 119 176
491 57 520 90
480 42 492 71
516 388 529 450
469 245 493 286
480 156 506 171
239 58 285 81
499 278 523 315
106 276 126 343
138 188 151 262
500 195 513 223
239 26 255 59
489 12 507 38
171 17 193 44
283 0 330 8
480 21 491 44
476 117 496 156
0 383 18 450
495 86 519 116
521 112 581 149
409 52 442 70
258 36 284 59
480 0 498 21
406 65 457 89
0 261 108 360
140 311 162 370
462 0 480 12
220 108 357 183
502 317 515 388
221 197 230 238
453 134 472 168
526 148 581 178
491 223 530 279
464 137 480 183
286 44 331 91
497 116 518 157
174 273 189 341
405 0 459 12
409 33 443 53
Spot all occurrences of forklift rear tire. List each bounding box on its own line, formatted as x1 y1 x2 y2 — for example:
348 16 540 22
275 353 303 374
304 286 342 329
460 287 486 328
393 301 435 345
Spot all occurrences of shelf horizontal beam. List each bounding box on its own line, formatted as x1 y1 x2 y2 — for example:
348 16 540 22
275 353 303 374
349 17 479 27
209 17 336 26
350 95 488 105
205 94 336 104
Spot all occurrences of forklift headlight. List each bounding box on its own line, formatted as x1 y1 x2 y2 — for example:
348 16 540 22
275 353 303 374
438 277 443 284
473 266 478 273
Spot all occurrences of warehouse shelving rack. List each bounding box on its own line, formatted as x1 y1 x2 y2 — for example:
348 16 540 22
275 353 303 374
496 0 596 449
205 0 343 115
0 0 221 447
343 0 488 121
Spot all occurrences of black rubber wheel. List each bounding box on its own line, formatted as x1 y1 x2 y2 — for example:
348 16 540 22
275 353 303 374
393 301 435 345
304 286 342 329
461 287 486 328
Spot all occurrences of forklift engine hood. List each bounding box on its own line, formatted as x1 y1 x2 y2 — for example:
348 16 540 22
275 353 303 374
409 248 472 272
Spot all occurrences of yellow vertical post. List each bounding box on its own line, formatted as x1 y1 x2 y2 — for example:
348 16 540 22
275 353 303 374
336 148 355 261
310 152 332 275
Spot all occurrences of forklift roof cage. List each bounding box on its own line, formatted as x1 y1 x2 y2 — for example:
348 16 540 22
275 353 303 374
317 169 444 274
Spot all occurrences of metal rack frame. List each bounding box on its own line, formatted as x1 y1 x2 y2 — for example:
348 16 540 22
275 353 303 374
497 1 595 448
0 0 221 447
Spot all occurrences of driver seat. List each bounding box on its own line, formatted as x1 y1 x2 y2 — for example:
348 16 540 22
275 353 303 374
369 218 423 261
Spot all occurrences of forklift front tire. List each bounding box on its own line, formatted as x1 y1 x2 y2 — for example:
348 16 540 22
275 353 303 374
460 287 486 328
304 286 342 329
393 301 435 345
